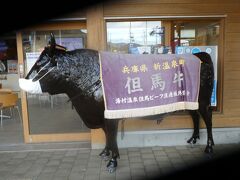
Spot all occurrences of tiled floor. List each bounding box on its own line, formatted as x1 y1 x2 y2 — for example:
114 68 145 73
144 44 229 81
0 143 239 180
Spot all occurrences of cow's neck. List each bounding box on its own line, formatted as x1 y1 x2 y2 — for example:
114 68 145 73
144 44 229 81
55 49 104 128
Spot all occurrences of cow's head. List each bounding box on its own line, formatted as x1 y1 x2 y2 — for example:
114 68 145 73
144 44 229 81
19 33 67 95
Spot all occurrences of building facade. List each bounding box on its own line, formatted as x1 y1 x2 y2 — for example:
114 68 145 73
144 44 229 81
2 0 239 147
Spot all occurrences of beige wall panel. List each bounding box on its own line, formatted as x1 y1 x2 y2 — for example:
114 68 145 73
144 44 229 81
91 129 105 144
120 113 240 130
225 50 239 57
212 117 240 127
121 115 193 131
223 88 240 98
224 71 240 81
226 23 240 32
86 4 106 50
223 105 240 116
23 22 86 31
225 42 240 52
224 62 240 71
226 33 240 42
224 81 240 90
225 41 240 47
226 13 240 23
86 4 107 146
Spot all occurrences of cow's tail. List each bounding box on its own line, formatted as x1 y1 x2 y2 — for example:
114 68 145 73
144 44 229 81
194 51 214 78
193 52 215 105
194 51 213 65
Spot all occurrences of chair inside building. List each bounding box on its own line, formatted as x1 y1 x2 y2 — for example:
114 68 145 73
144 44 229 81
0 92 22 126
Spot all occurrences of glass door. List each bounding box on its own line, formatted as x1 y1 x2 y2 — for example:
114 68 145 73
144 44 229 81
17 22 91 143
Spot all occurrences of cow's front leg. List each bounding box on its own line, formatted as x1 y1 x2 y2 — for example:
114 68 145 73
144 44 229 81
99 148 110 160
105 119 120 173
106 158 118 173
99 126 111 160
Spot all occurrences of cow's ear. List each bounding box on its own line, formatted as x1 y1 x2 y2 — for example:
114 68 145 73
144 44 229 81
49 33 56 48
49 33 56 56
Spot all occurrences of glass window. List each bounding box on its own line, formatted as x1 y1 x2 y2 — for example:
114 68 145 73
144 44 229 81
107 21 166 54
0 33 17 74
22 29 89 134
173 21 220 49
0 32 19 91
173 20 220 108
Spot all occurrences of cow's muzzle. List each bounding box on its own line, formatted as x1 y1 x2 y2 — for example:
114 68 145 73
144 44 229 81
19 78 43 94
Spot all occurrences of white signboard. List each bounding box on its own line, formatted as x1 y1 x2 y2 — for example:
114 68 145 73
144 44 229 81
26 52 41 74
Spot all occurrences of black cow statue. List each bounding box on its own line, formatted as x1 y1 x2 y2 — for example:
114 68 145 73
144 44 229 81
19 33 214 173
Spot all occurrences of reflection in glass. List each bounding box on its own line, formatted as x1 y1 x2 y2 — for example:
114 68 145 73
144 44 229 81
107 21 164 54
107 20 220 55
22 29 90 134
173 21 220 47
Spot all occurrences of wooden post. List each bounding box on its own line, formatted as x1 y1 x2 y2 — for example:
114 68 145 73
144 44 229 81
86 3 106 51
86 3 106 148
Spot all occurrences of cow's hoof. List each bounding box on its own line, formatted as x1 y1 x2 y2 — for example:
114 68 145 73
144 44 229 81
205 153 213 159
187 136 199 146
106 159 117 173
204 145 213 155
107 166 116 173
99 149 110 161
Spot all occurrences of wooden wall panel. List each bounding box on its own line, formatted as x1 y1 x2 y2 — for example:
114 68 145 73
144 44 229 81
104 3 240 17
226 13 240 23
86 4 106 50
225 42 240 52
86 4 107 147
226 33 240 42
225 71 240 80
226 23 240 32
24 22 86 31
106 0 240 4
225 62 240 71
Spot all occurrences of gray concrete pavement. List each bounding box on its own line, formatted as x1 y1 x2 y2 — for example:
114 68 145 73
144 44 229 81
0 143 239 180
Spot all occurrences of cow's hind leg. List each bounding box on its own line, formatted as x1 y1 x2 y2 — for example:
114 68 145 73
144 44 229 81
105 119 120 173
99 126 111 161
199 103 214 155
187 110 200 145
